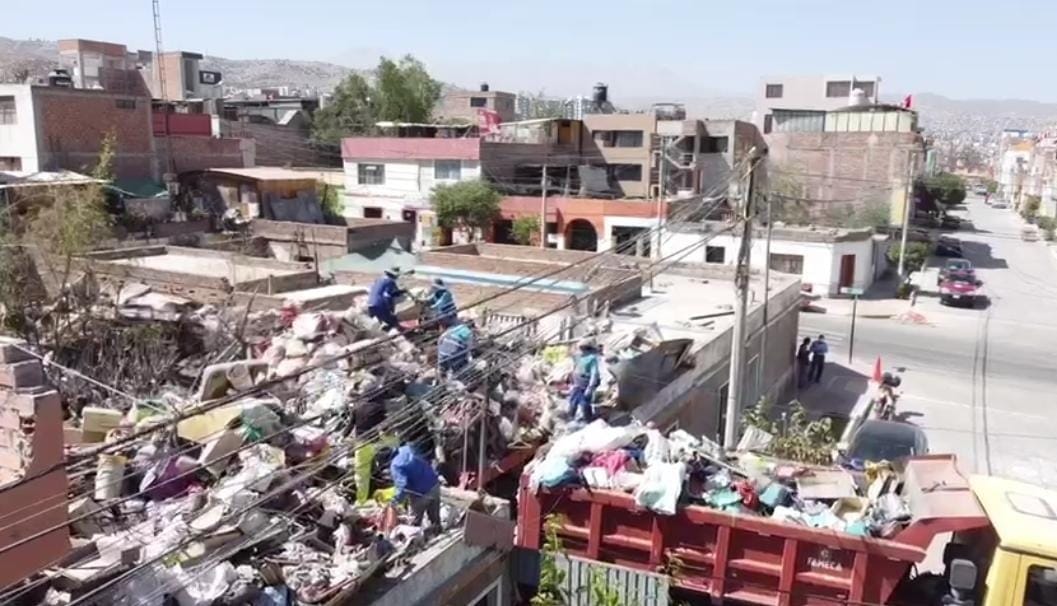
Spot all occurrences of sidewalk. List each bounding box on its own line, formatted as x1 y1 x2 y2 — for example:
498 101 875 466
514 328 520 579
806 274 910 319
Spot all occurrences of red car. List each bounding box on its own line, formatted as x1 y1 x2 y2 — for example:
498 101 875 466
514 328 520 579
939 278 979 307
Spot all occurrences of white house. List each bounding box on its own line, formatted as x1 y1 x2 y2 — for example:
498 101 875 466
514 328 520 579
660 223 883 297
340 137 485 248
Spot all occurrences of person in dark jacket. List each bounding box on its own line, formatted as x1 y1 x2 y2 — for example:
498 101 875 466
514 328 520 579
367 267 405 331
426 278 457 327
389 443 441 527
809 334 829 383
796 337 811 387
567 338 601 422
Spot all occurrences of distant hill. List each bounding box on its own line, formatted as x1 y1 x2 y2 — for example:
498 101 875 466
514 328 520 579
0 36 356 91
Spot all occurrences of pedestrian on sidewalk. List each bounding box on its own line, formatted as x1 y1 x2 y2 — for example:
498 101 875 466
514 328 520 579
809 335 828 383
796 337 811 387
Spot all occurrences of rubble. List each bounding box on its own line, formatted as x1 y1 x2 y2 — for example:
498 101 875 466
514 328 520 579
526 419 917 539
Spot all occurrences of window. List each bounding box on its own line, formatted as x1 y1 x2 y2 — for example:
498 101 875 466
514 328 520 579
607 163 642 181
1025 565 1057 606
612 130 644 147
434 159 461 180
115 98 137 110
469 96 487 108
705 245 726 263
826 80 852 98
765 83 784 98
769 253 805 275
0 96 15 125
363 207 383 218
357 164 385 185
702 136 729 154
763 114 773 134
855 81 876 97
0 157 20 171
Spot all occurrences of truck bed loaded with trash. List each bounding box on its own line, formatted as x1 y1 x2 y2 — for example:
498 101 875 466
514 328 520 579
517 420 1057 605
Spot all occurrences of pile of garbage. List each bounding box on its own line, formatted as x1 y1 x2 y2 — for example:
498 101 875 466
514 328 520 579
527 420 914 539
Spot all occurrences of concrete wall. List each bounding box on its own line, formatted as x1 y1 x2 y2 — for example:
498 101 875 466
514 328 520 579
631 276 801 442
158 135 249 174
581 113 657 198
0 85 41 172
754 75 881 130
219 119 334 167
661 230 876 296
32 86 156 180
0 339 69 591
435 89 517 124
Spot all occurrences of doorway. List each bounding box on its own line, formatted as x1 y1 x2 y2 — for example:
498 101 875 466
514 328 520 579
839 254 856 290
566 219 598 251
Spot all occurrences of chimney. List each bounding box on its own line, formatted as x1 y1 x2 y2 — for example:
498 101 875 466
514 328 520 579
480 82 490 92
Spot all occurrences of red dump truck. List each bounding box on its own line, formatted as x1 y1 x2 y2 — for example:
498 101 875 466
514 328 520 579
516 455 1057 605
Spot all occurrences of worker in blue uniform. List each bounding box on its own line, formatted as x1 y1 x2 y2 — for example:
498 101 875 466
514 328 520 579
567 338 601 422
367 267 406 331
437 319 475 374
426 278 457 327
389 442 441 528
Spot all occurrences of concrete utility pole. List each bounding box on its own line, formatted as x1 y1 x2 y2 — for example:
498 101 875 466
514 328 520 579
758 193 773 397
539 163 548 248
152 0 175 176
897 148 918 277
724 151 759 448
650 136 671 289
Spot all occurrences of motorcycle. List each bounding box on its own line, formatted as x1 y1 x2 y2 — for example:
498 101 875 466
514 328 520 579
873 372 902 421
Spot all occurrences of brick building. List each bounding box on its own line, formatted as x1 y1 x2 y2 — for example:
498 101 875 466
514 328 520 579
0 83 156 179
0 338 69 592
435 84 517 124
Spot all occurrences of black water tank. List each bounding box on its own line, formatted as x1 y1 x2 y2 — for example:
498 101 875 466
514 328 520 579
593 82 608 106
480 82 490 92
48 69 73 88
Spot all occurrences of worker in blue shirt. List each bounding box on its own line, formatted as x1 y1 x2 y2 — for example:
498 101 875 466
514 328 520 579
567 338 601 422
426 278 457 327
437 319 475 374
388 443 441 528
367 267 405 331
809 334 829 384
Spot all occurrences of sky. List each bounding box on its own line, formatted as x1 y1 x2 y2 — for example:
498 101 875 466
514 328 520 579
7 0 1057 101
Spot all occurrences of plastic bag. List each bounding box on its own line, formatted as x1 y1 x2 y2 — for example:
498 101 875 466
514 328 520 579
633 461 686 515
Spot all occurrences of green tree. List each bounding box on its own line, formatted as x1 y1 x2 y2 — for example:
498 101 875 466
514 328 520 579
1037 216 1056 241
317 182 345 224
432 180 500 239
1022 195 1041 221
985 180 998 194
512 214 541 245
920 172 967 207
311 55 441 144
886 241 932 273
742 398 837 465
532 516 569 606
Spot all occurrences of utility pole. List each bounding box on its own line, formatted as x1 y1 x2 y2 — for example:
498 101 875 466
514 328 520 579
539 163 548 248
897 148 917 277
758 194 773 397
650 136 671 289
152 0 175 177
724 150 759 448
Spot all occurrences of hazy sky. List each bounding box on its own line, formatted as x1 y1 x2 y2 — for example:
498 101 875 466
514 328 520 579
7 0 1057 100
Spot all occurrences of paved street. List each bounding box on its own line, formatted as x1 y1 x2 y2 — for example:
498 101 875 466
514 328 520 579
798 193 1057 487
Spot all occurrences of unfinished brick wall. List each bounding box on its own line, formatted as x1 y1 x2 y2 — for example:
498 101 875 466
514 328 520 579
33 86 156 180
0 338 69 591
158 135 247 173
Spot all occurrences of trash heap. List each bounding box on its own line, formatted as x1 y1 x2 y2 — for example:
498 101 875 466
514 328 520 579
526 419 914 539
45 303 516 605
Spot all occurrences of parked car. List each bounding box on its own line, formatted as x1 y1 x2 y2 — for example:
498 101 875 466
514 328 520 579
940 278 980 307
940 214 962 230
844 419 929 464
938 258 976 285
992 201 1010 209
935 236 963 257
974 186 988 196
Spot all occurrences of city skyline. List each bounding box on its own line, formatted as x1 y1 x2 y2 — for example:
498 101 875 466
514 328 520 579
6 0 1057 101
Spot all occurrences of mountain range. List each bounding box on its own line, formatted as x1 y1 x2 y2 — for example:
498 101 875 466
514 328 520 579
3 36 1057 133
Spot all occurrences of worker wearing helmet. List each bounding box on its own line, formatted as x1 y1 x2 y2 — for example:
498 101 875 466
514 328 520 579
437 319 475 374
567 338 601 422
426 278 457 327
367 267 406 331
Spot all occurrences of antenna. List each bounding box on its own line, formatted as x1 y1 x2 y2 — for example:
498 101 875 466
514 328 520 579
153 0 175 175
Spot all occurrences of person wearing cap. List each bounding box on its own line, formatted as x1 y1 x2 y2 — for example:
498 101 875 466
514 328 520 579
567 338 601 422
426 278 457 327
367 267 406 331
388 442 441 528
437 318 475 373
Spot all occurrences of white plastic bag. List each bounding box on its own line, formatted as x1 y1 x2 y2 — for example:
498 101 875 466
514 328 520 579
633 461 686 515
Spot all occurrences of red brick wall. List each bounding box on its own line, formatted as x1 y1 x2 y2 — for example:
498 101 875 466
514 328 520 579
158 135 246 173
33 87 155 180
0 339 69 591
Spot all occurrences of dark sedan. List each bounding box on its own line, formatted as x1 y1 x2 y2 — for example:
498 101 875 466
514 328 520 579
846 420 929 464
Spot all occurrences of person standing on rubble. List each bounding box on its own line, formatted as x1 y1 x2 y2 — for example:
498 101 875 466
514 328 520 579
809 334 828 384
426 278 457 327
367 267 406 331
389 443 441 529
437 319 475 373
567 338 601 422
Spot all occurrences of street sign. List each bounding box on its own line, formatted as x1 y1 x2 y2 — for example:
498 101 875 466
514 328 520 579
839 286 864 296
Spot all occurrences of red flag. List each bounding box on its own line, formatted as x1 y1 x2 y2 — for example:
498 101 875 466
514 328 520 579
902 94 913 109
872 356 883 383
477 108 501 136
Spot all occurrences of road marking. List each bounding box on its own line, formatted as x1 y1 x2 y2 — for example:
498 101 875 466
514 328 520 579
900 393 1048 422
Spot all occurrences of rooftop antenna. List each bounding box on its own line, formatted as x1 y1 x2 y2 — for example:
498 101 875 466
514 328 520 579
153 0 175 175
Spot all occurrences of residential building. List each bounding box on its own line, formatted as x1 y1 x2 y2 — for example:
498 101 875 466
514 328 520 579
764 104 925 225
754 74 882 134
0 83 157 179
57 39 221 101
661 222 885 297
996 132 1034 208
435 84 517 124
1023 134 1057 217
